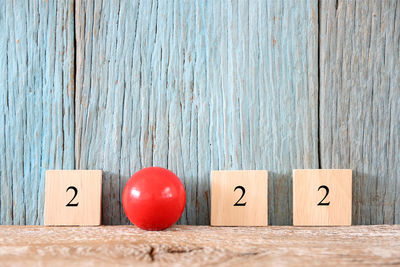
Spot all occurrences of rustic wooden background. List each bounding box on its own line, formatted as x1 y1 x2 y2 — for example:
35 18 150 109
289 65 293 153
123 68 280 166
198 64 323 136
0 0 399 225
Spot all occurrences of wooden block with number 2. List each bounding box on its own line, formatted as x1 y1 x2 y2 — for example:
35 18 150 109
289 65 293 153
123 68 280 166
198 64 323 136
44 170 102 226
211 170 268 226
293 169 352 226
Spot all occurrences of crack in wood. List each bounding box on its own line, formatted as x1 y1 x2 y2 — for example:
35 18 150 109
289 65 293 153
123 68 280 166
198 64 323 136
237 252 259 257
166 247 202 254
148 246 155 262
147 245 203 262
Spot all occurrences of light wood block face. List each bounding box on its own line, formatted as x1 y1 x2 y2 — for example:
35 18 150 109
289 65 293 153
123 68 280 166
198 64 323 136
293 169 352 226
44 170 102 226
211 170 268 226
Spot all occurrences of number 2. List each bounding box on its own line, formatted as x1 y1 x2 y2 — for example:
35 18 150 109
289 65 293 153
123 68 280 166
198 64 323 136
66 186 79 207
233 186 247 206
317 185 330 206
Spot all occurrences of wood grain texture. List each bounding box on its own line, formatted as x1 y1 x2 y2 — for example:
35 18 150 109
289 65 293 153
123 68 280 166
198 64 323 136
319 0 400 224
0 0 75 224
0 225 400 266
75 0 319 225
1 0 398 226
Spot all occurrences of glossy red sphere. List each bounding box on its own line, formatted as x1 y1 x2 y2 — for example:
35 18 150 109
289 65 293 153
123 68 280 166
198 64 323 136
122 167 186 231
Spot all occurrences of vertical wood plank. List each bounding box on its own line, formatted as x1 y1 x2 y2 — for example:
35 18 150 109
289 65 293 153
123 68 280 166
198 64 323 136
0 0 75 224
75 0 319 225
1 0 398 226
319 0 400 224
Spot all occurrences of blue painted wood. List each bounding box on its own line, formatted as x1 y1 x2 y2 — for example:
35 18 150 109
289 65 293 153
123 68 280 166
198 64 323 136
319 0 400 224
75 0 319 225
0 0 75 224
1 0 398 226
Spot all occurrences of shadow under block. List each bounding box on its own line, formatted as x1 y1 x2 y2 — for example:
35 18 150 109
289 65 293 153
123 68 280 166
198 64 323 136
44 170 102 226
293 169 352 226
211 170 268 226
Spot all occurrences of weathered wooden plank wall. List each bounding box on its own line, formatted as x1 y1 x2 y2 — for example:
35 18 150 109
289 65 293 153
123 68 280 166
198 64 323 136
75 0 318 225
0 0 75 224
0 0 399 225
319 0 400 224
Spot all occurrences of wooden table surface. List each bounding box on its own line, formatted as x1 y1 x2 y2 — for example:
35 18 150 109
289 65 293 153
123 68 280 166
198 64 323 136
0 225 399 266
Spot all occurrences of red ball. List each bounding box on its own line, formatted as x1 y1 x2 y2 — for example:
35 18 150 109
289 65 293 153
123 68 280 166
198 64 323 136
122 167 186 231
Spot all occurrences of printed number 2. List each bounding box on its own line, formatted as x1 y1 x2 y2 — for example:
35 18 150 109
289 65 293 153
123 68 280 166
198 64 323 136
233 186 247 206
317 185 330 206
66 186 79 207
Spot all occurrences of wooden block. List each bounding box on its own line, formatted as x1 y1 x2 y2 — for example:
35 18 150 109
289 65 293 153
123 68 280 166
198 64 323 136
211 170 268 226
44 170 102 226
293 169 352 226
